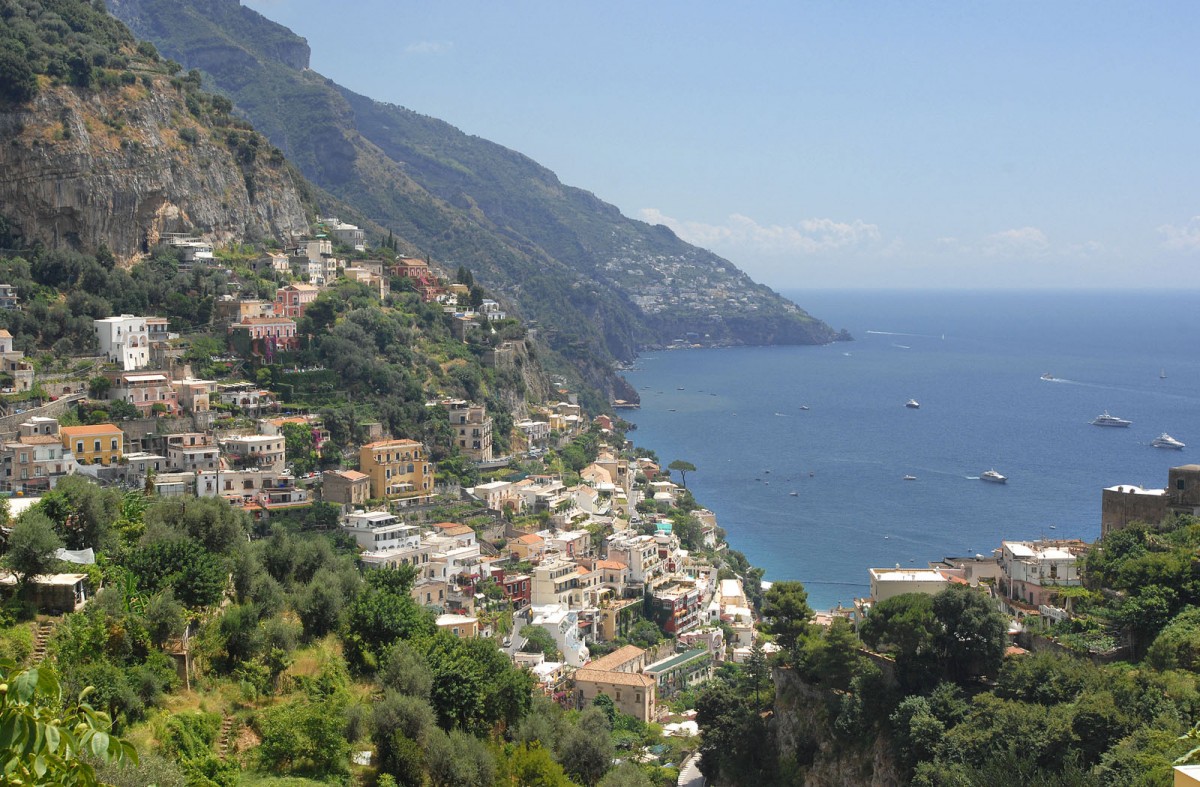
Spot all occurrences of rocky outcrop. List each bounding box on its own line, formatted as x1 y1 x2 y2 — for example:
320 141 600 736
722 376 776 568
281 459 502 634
772 668 902 787
0 80 311 262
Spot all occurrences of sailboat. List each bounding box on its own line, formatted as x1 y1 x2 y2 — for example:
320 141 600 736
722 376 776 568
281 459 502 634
1161 369 1168 379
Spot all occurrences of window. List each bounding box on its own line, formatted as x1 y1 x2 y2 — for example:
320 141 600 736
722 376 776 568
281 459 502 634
110 438 118 450
93 440 101 452
76 441 84 453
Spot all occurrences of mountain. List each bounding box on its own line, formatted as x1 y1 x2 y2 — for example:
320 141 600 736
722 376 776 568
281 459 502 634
0 0 313 259
106 0 841 373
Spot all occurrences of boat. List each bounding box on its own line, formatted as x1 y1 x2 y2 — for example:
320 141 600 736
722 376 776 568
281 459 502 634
789 491 798 496
1040 373 1054 381
1161 369 1168 379
903 475 917 481
1152 433 1186 450
905 399 920 409
799 405 810 411
1092 411 1132 427
980 469 1007 484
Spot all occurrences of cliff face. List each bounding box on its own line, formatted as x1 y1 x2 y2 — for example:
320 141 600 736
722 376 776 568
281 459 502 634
107 0 840 363
0 79 311 261
772 668 902 787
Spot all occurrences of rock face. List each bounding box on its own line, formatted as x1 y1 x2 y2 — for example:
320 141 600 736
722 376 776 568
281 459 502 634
772 667 902 787
0 80 311 262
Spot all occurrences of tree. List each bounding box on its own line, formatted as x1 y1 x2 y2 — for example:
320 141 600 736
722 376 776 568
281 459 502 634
496 744 573 787
87 376 111 399
126 538 226 608
144 589 185 648
859 592 941 692
761 580 813 655
379 641 434 699
520 626 560 660
0 660 138 786
281 421 319 476
5 511 64 587
425 727 495 787
931 585 1008 684
557 705 614 786
667 459 696 488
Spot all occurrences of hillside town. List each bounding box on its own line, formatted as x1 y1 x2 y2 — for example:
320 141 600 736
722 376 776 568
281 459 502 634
0 219 770 740
5 220 1200 784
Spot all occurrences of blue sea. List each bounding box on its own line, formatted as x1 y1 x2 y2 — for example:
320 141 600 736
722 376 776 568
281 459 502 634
623 290 1200 611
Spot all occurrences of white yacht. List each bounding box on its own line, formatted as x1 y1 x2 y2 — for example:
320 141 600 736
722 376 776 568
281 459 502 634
1152 433 1186 450
1091 411 1132 428
905 399 920 409
980 469 1007 484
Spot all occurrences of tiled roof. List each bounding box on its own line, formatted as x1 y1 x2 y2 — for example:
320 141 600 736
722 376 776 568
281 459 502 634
327 469 369 481
59 424 122 437
573 668 654 688
586 645 645 672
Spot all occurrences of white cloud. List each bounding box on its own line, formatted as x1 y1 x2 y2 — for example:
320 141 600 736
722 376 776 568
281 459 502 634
405 40 453 55
981 227 1050 257
1158 217 1200 251
639 209 882 256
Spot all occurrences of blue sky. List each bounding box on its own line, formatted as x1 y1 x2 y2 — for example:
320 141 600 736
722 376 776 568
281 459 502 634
244 1 1200 289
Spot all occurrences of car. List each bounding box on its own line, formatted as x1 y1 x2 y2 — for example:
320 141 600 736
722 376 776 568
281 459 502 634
502 637 512 647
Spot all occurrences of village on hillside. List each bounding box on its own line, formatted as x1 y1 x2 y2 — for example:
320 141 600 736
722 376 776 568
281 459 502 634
0 219 775 739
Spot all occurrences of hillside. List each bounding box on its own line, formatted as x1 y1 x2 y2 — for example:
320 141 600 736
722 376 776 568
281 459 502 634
106 0 841 369
0 0 313 260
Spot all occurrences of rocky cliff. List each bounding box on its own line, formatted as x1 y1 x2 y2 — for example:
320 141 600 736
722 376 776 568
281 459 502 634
107 0 842 364
0 78 312 262
772 668 902 787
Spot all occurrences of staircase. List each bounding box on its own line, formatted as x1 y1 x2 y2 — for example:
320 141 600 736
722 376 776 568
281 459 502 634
30 620 55 663
216 716 235 758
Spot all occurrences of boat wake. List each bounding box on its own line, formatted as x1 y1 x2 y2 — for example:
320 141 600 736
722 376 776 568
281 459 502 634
773 412 789 417
866 330 943 339
892 343 911 349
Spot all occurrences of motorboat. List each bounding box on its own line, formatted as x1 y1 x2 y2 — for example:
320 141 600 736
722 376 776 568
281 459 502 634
1040 373 1054 381
903 475 917 481
1153 433 1186 450
905 399 920 409
980 469 1007 484
1092 411 1132 427
799 405 810 411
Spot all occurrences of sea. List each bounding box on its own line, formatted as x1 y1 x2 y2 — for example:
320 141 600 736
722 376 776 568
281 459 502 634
622 289 1200 612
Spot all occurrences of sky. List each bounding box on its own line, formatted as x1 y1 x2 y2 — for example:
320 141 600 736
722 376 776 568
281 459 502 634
243 1 1200 289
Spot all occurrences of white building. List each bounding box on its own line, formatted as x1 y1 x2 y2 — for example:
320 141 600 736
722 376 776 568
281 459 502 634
93 315 168 370
868 567 950 603
529 604 590 667
220 434 286 473
343 510 421 553
1001 541 1082 608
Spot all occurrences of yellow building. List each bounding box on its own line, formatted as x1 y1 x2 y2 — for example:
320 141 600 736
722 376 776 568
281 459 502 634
60 424 123 466
359 439 433 500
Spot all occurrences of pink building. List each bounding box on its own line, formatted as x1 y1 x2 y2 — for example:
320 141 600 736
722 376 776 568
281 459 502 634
273 284 320 319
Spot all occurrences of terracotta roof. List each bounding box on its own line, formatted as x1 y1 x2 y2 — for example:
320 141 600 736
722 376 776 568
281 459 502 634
594 559 628 571
430 521 463 530
586 645 646 672
573 668 655 688
237 317 296 325
516 534 544 545
60 424 122 437
20 435 62 445
362 439 423 450
0 329 11 338
327 469 369 481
